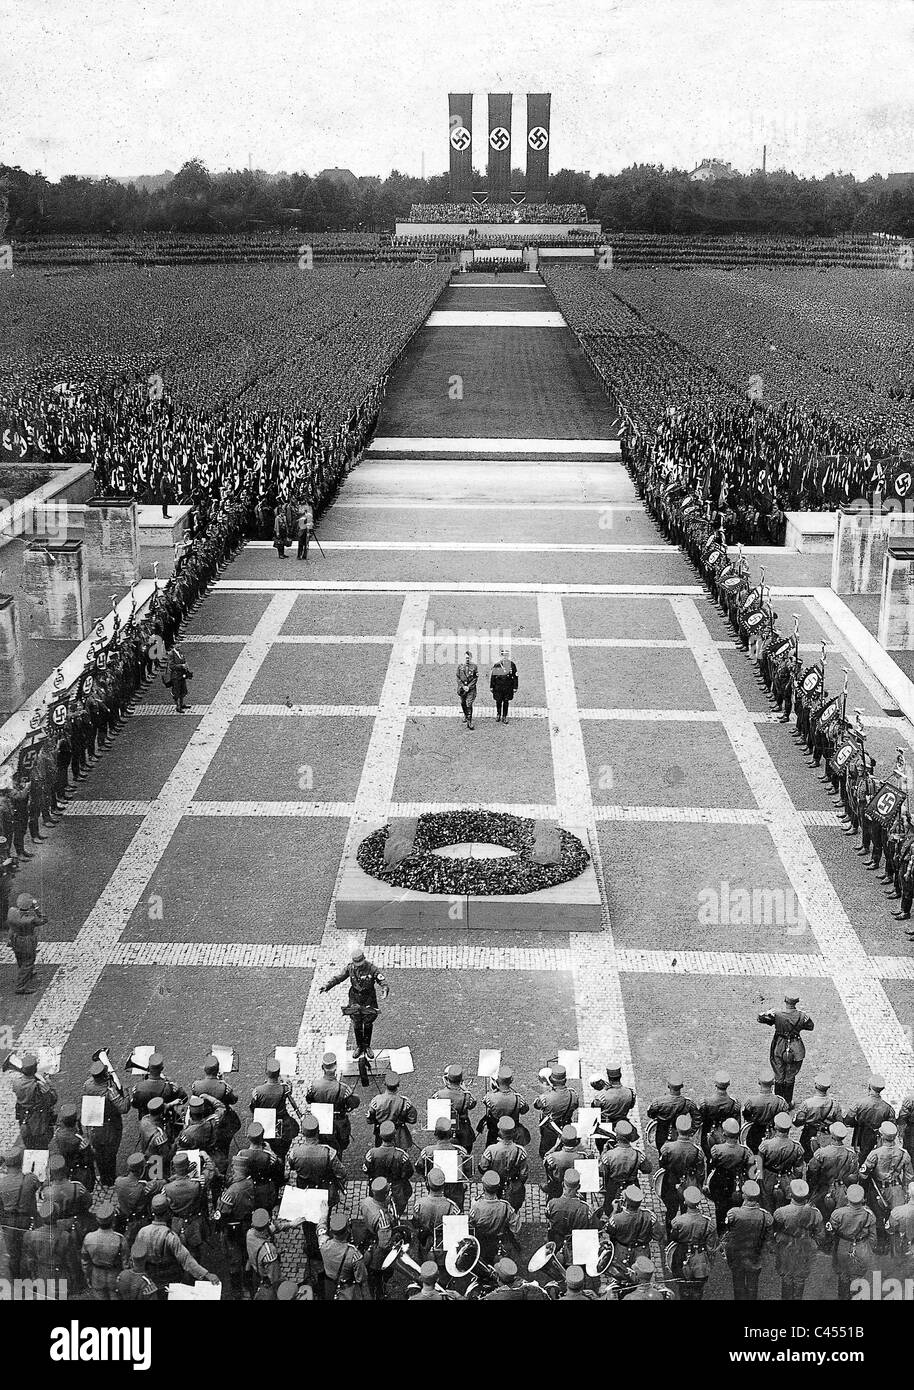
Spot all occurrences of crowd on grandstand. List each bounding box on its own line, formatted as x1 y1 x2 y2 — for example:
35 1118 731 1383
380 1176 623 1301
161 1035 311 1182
408 202 589 224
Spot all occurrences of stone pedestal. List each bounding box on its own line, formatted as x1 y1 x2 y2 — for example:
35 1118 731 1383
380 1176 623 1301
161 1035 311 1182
0 594 25 718
832 506 914 595
136 504 192 580
784 511 837 553
22 539 91 640
83 497 140 587
878 542 914 650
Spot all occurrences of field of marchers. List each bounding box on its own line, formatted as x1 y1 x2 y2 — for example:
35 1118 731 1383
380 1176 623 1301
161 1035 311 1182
545 262 914 427
0 262 449 431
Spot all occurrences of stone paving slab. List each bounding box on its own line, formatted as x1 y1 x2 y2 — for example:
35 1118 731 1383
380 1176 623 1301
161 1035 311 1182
570 644 715 712
68 716 203 802
245 642 393 707
195 715 374 803
583 719 753 809
319 503 661 546
279 591 406 637
392 714 557 805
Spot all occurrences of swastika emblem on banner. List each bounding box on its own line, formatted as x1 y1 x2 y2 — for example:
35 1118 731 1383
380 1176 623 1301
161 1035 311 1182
528 125 549 150
489 126 510 150
450 126 471 151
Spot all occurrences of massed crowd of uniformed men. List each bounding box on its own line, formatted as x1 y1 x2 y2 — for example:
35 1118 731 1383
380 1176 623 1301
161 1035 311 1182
4 985 914 1302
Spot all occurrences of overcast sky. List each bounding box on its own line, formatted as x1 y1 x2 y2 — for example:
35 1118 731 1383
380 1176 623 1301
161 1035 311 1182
1 0 913 181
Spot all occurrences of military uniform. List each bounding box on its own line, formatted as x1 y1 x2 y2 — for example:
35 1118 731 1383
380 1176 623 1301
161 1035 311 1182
545 1174 597 1263
697 1075 741 1158
416 1123 470 1210
246 1211 281 1300
306 1059 360 1154
433 1066 477 1154
478 1068 531 1147
599 1129 652 1214
757 1118 805 1212
533 1067 576 1160
468 1173 522 1265
0 1149 41 1278
412 1178 460 1266
647 1079 699 1154
250 1065 300 1163
364 1125 414 1216
806 1130 860 1220
215 1169 255 1297
793 1077 842 1159
658 1119 705 1234
50 1109 96 1190
603 1189 661 1262
366 1077 417 1152
724 1184 772 1301
81 1063 130 1185
479 1125 529 1211
81 1207 128 1301
844 1079 895 1162
320 951 387 1057
772 1182 824 1299
113 1157 160 1247
317 1212 370 1301
668 1194 715 1301
829 1189 877 1300
741 1081 788 1154
758 998 814 1104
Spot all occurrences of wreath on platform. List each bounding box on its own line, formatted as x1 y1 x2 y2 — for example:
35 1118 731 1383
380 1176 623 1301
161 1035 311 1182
356 810 590 896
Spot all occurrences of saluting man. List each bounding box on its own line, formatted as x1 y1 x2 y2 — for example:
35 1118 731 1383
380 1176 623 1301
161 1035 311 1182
757 992 814 1105
319 947 389 1060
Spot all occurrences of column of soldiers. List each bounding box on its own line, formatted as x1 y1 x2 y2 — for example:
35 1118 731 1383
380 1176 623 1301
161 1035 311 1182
5 1033 914 1301
2 486 253 997
640 465 914 946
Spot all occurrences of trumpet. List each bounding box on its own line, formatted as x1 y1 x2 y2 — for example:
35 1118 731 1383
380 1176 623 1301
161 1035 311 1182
381 1240 460 1298
93 1046 124 1096
1 1051 52 1088
527 1241 566 1282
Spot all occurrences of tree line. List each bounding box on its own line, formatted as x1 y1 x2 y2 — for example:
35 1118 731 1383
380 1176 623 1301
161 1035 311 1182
2 158 912 237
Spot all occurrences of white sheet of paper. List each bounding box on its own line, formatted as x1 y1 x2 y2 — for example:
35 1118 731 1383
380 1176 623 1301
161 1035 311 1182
571 1228 600 1272
181 1149 203 1178
324 1034 349 1064
278 1185 327 1225
574 1158 600 1193
557 1050 581 1079
211 1046 236 1073
129 1045 156 1073
385 1046 414 1074
22 1148 49 1179
573 1107 600 1139
426 1098 451 1131
310 1103 334 1136
37 1047 61 1075
81 1095 106 1128
274 1047 299 1078
477 1049 501 1079
442 1214 469 1251
167 1281 221 1301
253 1107 277 1140
432 1148 460 1183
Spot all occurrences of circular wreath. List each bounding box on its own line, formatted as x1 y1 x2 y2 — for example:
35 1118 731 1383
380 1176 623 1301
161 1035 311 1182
356 810 590 896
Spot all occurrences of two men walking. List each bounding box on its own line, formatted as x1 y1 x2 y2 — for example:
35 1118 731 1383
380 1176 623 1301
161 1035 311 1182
456 650 518 730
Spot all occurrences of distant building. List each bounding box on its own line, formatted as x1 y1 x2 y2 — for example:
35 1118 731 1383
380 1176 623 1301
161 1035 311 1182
317 167 359 191
885 172 914 192
689 159 737 183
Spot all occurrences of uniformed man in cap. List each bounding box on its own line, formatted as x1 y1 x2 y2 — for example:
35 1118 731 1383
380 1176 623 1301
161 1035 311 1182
80 1202 128 1300
668 1185 715 1301
482 1256 549 1300
468 1169 522 1265
246 1208 281 1300
367 1070 417 1151
723 1179 772 1300
619 1255 668 1301
742 1071 789 1154
590 1063 637 1152
130 1052 187 1126
533 1063 576 1160
542 1123 584 1199
215 1156 255 1297
306 1052 360 1155
545 1167 598 1261
806 1121 860 1220
793 1074 842 1159
898 1088 914 1168
41 1151 92 1263
758 993 814 1105
0 1146 41 1278
828 1183 877 1299
477 1064 530 1147
316 1207 370 1300
757 1112 805 1212
364 1119 414 1216
276 1277 315 1301
288 1113 347 1204
7 892 44 994
359 1175 397 1301
599 1119 653 1214
162 1151 210 1260
479 1115 529 1211
174 1094 223 1180
411 1166 461 1268
408 1258 463 1301
698 1072 741 1159
559 1264 599 1301
128 1192 220 1295
647 1073 699 1153
113 1152 161 1248
114 1268 159 1302
886 1180 914 1269
193 1054 241 1171
771 1178 825 1300
860 1120 913 1240
416 1115 471 1210
658 1112 706 1235
10 1052 57 1148
433 1063 478 1154
137 1095 173 1176
603 1184 661 1262
50 1102 96 1191
82 1056 130 1185
319 947 389 1059
845 1076 896 1162
21 1197 74 1294
250 1059 300 1163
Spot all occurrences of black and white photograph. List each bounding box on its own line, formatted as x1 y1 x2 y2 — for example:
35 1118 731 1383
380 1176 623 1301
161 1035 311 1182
0 0 913 1360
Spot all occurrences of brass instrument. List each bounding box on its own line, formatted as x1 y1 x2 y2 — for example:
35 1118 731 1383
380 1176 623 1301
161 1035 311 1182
92 1046 124 1095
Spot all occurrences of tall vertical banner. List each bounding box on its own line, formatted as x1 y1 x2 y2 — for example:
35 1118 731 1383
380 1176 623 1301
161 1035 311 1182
448 93 473 202
525 93 551 203
487 93 513 202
